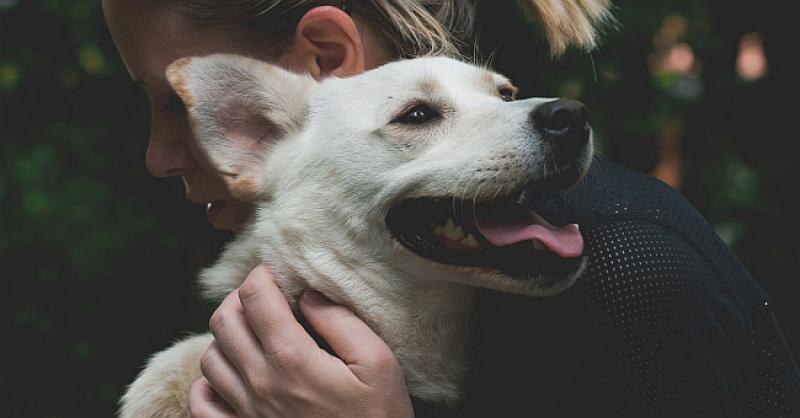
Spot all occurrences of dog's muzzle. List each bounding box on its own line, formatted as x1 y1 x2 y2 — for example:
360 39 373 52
385 98 592 283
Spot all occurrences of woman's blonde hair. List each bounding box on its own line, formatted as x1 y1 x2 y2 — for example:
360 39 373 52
176 0 612 58
516 0 613 56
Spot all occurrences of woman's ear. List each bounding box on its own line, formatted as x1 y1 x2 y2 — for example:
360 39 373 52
286 6 366 79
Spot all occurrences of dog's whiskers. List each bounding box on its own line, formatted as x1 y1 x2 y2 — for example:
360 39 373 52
458 175 480 227
490 174 506 204
452 167 472 223
471 182 485 233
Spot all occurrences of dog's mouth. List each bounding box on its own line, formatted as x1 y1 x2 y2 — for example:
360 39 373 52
386 193 584 279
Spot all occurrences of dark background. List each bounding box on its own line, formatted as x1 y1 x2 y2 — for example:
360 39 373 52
1 0 797 416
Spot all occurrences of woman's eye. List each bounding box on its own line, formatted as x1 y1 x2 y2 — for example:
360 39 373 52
392 104 440 125
161 94 185 113
500 89 515 102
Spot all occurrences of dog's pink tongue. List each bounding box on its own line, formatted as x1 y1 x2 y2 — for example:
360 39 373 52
479 215 584 258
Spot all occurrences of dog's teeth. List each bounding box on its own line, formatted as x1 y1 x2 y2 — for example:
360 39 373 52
464 234 480 248
533 239 545 251
443 218 465 241
445 228 463 241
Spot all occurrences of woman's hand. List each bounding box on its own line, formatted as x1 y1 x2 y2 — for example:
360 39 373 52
188 265 414 418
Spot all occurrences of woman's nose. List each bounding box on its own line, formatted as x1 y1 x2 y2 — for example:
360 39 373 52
145 118 195 178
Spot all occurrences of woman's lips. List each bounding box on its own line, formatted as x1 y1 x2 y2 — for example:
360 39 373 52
206 200 227 226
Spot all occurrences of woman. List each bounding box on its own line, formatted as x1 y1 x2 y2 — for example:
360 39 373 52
103 1 800 417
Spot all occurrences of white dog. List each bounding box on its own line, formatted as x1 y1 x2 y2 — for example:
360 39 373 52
119 54 594 417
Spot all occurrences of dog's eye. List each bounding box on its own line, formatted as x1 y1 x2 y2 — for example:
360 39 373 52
500 88 516 102
392 104 440 125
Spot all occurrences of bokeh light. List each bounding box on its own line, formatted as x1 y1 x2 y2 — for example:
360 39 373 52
737 32 768 81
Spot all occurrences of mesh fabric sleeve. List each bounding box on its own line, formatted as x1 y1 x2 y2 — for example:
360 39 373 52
456 158 800 417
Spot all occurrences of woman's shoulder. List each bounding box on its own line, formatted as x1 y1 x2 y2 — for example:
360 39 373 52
469 158 800 416
469 214 800 416
573 217 800 416
569 162 771 348
558 156 704 229
553 157 766 307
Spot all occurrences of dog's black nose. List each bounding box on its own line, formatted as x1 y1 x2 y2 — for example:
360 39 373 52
531 99 590 158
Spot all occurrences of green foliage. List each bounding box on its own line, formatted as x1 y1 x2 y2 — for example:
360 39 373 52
2 0 797 416
1 2 223 415
0 61 20 90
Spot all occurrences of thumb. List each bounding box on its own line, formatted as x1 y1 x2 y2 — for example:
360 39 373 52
299 290 398 373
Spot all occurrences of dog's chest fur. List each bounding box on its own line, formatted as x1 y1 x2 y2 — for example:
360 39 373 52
198 197 477 405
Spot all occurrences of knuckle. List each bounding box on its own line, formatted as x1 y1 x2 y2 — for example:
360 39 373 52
366 346 398 370
199 345 218 376
238 277 262 301
208 310 226 332
270 342 306 370
239 265 274 300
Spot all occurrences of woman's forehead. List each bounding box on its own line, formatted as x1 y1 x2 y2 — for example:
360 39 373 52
104 1 254 88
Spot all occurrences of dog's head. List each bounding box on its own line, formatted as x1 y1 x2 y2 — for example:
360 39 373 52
167 54 592 297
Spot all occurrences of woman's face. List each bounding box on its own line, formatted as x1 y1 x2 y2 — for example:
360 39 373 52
103 1 302 232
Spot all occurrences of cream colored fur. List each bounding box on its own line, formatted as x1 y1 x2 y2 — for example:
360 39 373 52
119 55 593 417
518 0 615 56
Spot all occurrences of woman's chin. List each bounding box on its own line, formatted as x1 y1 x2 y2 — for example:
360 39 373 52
206 201 233 231
206 201 248 233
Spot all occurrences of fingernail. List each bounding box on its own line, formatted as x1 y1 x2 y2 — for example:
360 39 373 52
303 290 331 306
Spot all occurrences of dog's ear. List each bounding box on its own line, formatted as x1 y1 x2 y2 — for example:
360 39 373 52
165 54 316 201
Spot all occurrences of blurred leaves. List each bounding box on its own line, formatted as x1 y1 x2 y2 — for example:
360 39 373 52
78 44 108 75
2 0 797 416
15 305 55 337
1 1 224 416
0 61 19 90
70 339 94 361
721 157 759 209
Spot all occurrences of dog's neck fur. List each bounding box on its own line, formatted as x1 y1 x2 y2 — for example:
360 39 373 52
199 140 476 405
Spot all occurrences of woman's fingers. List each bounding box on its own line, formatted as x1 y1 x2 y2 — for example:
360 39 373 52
208 288 266 383
199 340 248 411
237 265 316 361
188 377 237 418
297 289 414 416
299 290 400 383
198 265 413 417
